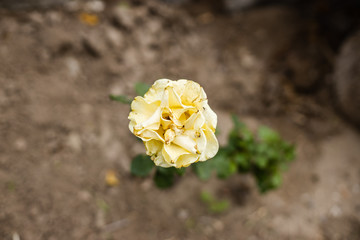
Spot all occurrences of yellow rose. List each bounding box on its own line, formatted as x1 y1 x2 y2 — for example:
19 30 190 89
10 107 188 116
128 79 219 168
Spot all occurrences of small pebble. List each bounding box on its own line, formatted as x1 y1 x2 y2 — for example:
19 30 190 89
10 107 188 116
14 138 27 151
177 209 189 220
213 220 224 231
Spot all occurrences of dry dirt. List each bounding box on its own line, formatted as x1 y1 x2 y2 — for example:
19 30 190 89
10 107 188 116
0 1 359 239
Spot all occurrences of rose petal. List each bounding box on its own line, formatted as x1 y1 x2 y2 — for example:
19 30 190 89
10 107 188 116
143 79 170 103
167 86 183 108
175 154 199 168
200 103 217 131
137 129 164 142
145 139 163 155
193 129 207 155
200 125 219 161
153 153 172 168
129 96 161 131
180 80 202 105
184 111 205 130
163 143 190 164
173 134 197 154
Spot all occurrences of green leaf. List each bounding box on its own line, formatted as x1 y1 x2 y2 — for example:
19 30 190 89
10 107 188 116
283 143 296 161
258 126 280 143
206 148 237 179
193 160 214 180
109 94 132 104
231 114 244 131
210 200 230 213
216 159 237 179
154 167 175 189
255 170 282 193
131 154 154 177
175 167 186 176
200 191 230 213
254 156 268 169
135 82 150 96
200 191 214 204
211 150 228 178
234 153 250 170
270 173 282 188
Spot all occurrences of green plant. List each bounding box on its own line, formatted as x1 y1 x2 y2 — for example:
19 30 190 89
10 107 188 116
200 191 230 213
110 83 296 193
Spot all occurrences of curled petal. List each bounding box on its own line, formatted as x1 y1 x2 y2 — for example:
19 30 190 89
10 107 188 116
129 97 161 131
180 80 202 106
167 86 183 108
163 143 190 164
173 134 197 154
137 129 164 142
200 103 217 131
143 79 170 103
145 140 163 156
184 111 205 130
199 125 219 161
153 153 172 168
175 154 199 168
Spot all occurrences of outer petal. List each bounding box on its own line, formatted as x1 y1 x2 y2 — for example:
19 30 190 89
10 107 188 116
193 129 206 155
199 125 219 161
163 143 190 164
167 87 183 108
180 80 202 105
154 154 172 168
145 139 163 156
143 79 171 103
128 96 161 131
175 154 199 168
200 103 217 131
171 79 187 97
136 107 162 130
137 129 164 142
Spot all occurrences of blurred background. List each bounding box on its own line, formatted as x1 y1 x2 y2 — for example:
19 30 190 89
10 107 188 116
0 0 359 239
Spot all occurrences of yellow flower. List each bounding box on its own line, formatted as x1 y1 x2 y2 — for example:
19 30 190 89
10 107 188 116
129 79 219 168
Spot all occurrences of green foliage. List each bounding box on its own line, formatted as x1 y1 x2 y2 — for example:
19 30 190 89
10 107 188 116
131 154 185 188
127 114 295 193
135 82 150 97
131 154 154 177
193 115 295 193
154 167 175 189
153 166 186 189
200 191 230 213
192 160 213 180
109 82 151 106
109 94 132 104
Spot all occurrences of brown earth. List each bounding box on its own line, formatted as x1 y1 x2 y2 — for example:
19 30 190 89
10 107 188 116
0 1 359 239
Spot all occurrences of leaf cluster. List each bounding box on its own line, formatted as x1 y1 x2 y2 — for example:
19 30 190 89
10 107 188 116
131 154 185 189
200 191 230 213
130 115 295 193
192 115 295 192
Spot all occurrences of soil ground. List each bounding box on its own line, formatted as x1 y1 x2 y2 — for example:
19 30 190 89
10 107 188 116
0 1 359 239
